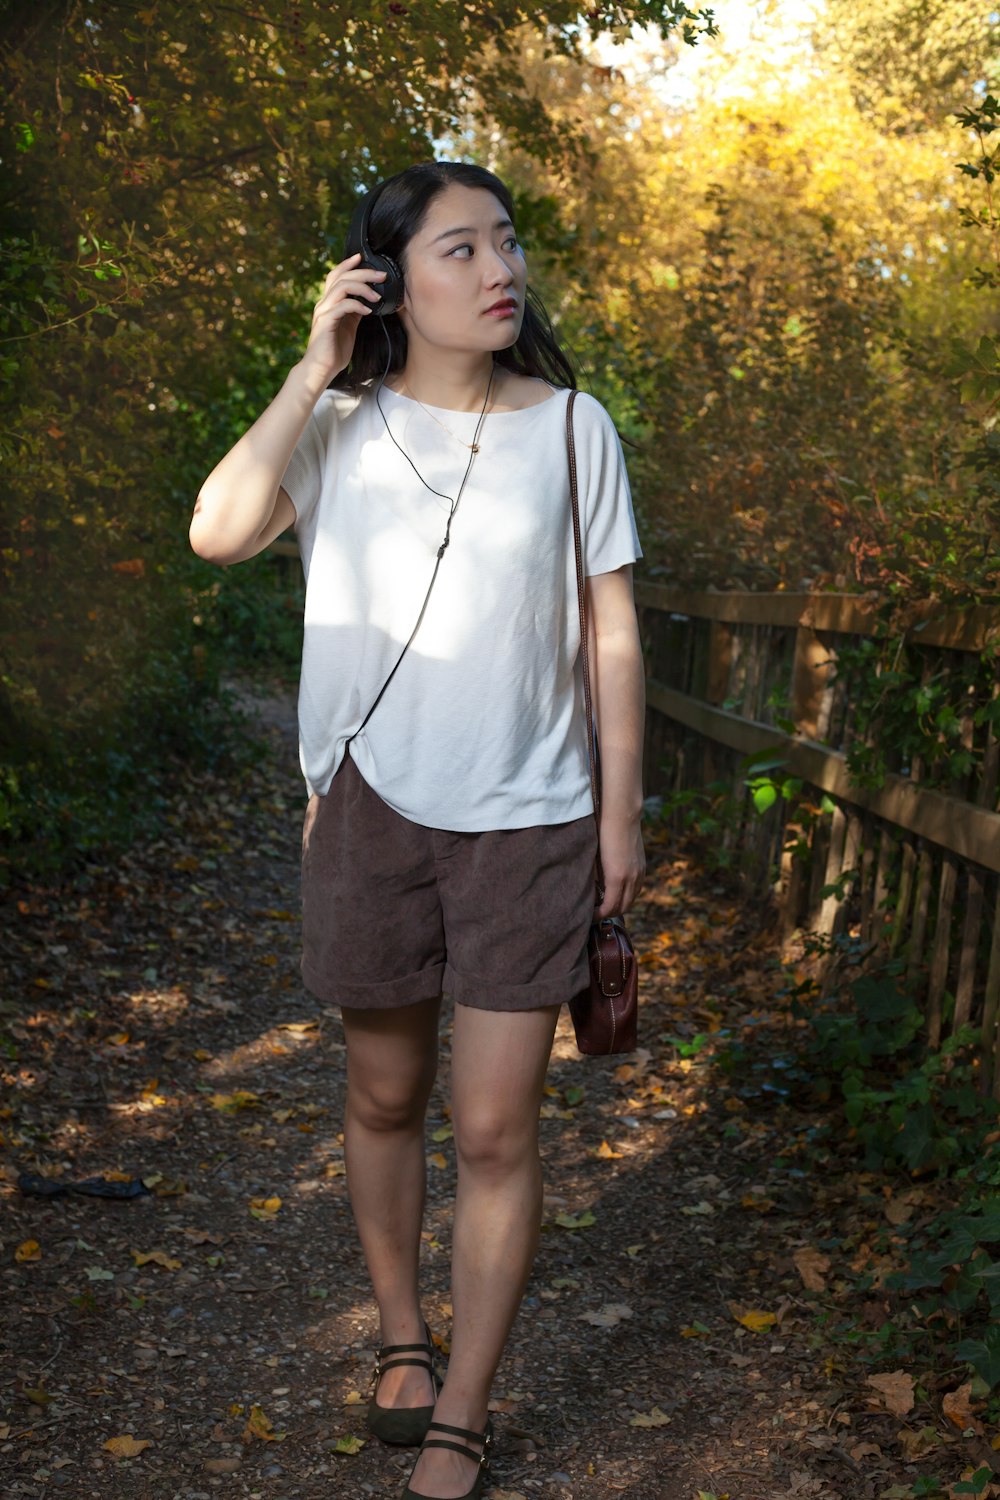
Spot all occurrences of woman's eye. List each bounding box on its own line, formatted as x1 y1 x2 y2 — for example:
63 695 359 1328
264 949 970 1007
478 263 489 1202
449 244 474 259
503 237 519 252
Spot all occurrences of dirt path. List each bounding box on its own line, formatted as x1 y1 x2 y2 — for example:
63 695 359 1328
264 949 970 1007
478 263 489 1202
0 689 930 1499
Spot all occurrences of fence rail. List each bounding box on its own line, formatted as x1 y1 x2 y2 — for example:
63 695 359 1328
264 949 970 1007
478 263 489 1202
635 583 1000 1095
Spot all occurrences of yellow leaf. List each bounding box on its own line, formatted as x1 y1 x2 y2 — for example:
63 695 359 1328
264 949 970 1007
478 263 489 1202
131 1250 181 1271
680 1323 711 1338
242 1404 284 1443
332 1434 366 1455
211 1090 260 1113
103 1435 152 1458
431 1124 453 1142
594 1140 623 1159
630 1406 672 1427
428 1152 447 1170
344 1391 363 1406
735 1308 777 1333
15 1239 41 1262
740 1193 774 1212
249 1195 281 1219
192 1048 213 1062
107 1031 130 1046
24 1384 53 1406
324 1160 347 1177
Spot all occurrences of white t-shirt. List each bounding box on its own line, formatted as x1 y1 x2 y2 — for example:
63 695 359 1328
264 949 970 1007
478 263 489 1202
280 382 642 830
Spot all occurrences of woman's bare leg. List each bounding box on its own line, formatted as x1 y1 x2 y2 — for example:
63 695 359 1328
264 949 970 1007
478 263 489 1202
405 1002 560 1498
341 994 442 1410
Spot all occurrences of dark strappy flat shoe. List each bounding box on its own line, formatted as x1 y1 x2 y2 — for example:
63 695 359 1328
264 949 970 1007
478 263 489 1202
365 1321 442 1446
401 1417 493 1500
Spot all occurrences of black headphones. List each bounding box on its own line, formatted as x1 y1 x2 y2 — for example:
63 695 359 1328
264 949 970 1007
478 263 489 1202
344 180 405 318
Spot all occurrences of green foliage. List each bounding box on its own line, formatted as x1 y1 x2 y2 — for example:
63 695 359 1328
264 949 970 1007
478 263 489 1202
829 633 1000 792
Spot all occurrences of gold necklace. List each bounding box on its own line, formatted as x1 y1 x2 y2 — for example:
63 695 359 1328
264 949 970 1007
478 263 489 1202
399 373 499 453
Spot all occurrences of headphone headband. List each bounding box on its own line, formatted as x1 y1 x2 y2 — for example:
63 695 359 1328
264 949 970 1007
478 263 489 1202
344 180 404 317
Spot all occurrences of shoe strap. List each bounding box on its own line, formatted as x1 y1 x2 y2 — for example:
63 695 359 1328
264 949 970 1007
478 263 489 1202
379 1340 432 1355
421 1437 488 1463
377 1354 434 1373
427 1418 491 1445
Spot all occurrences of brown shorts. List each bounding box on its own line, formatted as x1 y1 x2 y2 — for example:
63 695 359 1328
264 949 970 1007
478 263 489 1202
301 755 597 1011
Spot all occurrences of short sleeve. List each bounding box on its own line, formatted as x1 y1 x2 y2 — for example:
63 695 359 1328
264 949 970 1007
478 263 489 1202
280 393 330 526
573 393 643 576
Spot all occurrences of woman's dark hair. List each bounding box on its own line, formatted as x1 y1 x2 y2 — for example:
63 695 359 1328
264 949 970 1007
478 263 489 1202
331 161 576 393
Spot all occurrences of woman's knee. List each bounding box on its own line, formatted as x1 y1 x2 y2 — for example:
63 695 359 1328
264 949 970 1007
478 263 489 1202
346 1059 436 1132
453 1109 539 1174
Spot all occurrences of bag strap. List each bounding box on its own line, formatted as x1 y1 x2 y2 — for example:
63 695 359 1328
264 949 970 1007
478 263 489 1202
566 390 605 896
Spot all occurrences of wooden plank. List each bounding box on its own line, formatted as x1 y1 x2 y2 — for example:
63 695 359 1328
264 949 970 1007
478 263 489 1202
954 867 984 1034
706 621 734 706
791 626 834 739
927 856 958 1050
874 828 893 947
817 805 848 937
646 680 1000 873
907 845 934 997
983 888 1000 1097
890 839 917 956
634 584 1000 653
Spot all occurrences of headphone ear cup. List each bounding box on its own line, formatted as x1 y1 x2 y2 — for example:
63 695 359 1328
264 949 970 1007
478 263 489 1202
369 252 404 317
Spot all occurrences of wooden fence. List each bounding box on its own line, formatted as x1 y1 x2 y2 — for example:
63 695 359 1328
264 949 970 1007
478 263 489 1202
636 584 1000 1095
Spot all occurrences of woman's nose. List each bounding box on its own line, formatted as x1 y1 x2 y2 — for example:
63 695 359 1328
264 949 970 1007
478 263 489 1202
484 251 514 287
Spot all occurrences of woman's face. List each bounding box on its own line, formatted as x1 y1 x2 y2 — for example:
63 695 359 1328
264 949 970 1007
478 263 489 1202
398 183 527 356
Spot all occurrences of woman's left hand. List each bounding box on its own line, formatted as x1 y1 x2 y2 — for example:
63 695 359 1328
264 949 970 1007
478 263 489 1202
594 812 645 919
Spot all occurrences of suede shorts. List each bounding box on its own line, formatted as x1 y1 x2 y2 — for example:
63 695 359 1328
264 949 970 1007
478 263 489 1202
301 754 597 1011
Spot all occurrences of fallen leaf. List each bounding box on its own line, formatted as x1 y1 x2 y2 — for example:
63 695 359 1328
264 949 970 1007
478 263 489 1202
630 1406 672 1427
552 1211 596 1230
204 1457 241 1474
593 1140 623 1159
332 1434 366 1455
580 1303 633 1328
897 1425 945 1460
248 1195 281 1220
428 1153 447 1170
431 1124 453 1142
210 1090 261 1113
680 1200 715 1216
324 1160 346 1177
943 1382 981 1431
131 1250 181 1271
793 1246 831 1292
681 1322 711 1338
15 1240 41 1262
733 1308 777 1333
103 1435 152 1458
740 1193 774 1212
242 1404 285 1443
344 1391 363 1406
867 1370 914 1418
23 1385 53 1406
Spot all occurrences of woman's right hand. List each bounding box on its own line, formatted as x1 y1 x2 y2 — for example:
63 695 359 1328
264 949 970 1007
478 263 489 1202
298 253 387 387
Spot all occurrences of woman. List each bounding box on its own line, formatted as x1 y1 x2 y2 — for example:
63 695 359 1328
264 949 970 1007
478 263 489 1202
190 161 645 1500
